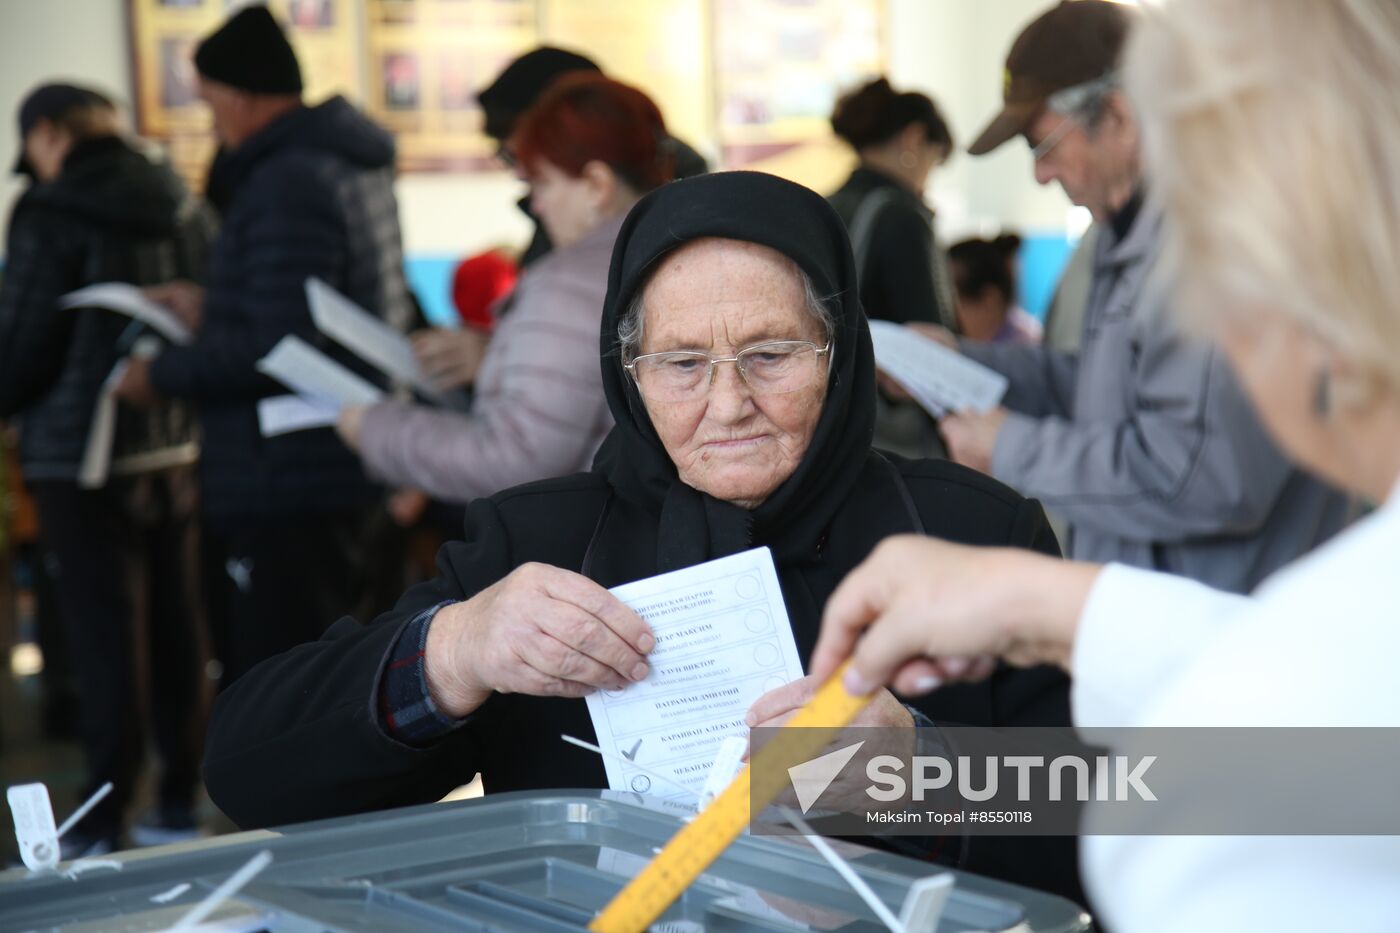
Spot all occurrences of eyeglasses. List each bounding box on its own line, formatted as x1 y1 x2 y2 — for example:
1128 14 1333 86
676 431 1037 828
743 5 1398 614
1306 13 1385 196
624 340 830 403
1029 114 1078 162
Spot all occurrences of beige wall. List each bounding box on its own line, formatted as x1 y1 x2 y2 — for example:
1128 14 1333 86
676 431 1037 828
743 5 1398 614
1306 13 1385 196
0 0 1074 260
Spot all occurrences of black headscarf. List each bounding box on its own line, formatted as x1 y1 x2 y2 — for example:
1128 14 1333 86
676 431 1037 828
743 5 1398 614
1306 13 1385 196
593 171 878 572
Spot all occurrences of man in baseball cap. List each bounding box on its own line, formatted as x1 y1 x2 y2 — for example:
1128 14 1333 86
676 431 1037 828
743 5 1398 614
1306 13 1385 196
968 0 1136 220
924 0 1351 597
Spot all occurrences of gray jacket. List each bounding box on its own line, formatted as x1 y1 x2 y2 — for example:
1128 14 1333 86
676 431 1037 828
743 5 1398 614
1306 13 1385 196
964 200 1350 593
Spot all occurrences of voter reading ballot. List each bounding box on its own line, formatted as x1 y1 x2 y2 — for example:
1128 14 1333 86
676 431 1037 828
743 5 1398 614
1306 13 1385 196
202 171 1078 904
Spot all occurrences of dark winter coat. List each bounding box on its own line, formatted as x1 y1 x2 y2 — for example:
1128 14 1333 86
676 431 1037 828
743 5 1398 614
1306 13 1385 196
149 97 412 526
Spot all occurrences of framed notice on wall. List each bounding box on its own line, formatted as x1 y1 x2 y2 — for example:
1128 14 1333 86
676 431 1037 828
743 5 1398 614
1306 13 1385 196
363 0 537 172
711 0 886 166
127 0 361 191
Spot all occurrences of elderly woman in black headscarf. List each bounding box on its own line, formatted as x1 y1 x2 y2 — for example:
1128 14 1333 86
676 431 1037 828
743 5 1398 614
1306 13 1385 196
204 172 1075 898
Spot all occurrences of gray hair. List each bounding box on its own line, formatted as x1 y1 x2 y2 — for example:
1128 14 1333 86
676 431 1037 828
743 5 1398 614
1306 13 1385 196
1047 71 1121 130
617 262 837 363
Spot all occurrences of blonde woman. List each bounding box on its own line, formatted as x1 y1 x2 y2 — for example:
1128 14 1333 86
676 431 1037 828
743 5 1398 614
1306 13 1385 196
812 0 1400 929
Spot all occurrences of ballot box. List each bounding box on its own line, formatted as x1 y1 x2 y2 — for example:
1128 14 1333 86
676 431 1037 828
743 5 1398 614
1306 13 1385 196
0 790 1091 932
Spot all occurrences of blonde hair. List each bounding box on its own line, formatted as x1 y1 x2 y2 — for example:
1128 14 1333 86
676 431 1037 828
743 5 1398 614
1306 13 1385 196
50 101 120 140
1126 0 1400 394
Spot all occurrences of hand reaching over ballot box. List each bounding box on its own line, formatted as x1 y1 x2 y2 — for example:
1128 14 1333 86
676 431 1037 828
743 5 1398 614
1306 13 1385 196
423 562 656 718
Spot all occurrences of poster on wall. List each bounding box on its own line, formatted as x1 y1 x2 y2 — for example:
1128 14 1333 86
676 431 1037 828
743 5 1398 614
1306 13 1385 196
363 0 537 172
127 0 361 192
711 0 885 166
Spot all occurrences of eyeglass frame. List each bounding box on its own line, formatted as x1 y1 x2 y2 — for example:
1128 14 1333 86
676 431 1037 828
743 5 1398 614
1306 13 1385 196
622 339 832 399
1028 71 1121 162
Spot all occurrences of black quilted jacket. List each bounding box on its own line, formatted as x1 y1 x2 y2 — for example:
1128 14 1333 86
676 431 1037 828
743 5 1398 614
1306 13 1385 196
148 97 412 528
0 136 210 480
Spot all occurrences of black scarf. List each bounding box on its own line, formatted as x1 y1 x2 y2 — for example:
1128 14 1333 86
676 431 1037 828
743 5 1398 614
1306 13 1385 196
592 171 878 574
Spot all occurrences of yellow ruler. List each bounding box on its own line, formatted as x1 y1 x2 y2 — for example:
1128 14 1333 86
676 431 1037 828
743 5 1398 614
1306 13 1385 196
590 659 873 933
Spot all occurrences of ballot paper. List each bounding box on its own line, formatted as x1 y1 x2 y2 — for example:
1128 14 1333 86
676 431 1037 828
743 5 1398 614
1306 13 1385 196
586 547 805 803
255 335 384 407
868 318 1007 416
78 337 165 489
76 359 128 489
305 277 442 402
59 282 192 345
256 395 342 437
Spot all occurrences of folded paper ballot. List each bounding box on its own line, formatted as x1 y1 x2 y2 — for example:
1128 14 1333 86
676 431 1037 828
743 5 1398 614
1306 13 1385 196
585 547 805 804
255 335 384 408
256 395 342 437
305 277 442 402
59 282 192 345
868 319 1008 416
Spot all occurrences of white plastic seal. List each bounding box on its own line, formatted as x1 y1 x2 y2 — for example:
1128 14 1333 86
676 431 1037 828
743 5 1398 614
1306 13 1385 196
7 783 60 871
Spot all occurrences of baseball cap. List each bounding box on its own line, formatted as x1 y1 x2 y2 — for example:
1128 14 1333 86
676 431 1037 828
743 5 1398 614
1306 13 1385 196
13 83 114 176
968 0 1134 156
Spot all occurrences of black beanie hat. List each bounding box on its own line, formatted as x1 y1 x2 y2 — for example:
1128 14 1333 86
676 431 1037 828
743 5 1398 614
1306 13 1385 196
476 47 599 141
194 5 303 95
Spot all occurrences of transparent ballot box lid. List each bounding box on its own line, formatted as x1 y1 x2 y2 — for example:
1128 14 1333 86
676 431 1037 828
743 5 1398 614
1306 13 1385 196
0 790 1090 932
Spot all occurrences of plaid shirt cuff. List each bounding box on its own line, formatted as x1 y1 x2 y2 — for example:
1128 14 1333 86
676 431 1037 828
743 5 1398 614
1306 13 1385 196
377 600 465 746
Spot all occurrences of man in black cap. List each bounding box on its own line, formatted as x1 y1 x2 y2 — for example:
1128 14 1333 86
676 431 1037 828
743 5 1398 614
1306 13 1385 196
477 46 708 268
115 4 413 685
925 0 1349 594
0 83 212 857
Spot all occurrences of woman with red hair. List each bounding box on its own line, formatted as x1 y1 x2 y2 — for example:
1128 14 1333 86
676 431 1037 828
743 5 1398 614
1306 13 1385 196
338 74 672 503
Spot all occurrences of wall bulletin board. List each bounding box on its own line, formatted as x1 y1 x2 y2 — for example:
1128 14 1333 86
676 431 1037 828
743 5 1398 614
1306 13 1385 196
127 0 885 187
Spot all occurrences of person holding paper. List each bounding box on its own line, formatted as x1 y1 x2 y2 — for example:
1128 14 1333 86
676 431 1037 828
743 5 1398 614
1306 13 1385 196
113 6 414 683
335 74 667 504
914 0 1350 595
205 172 1082 903
813 4 1400 928
0 83 212 856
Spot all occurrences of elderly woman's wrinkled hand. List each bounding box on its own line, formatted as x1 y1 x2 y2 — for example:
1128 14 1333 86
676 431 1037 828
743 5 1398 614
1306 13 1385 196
423 563 655 718
743 674 916 812
809 536 1094 698
743 674 913 731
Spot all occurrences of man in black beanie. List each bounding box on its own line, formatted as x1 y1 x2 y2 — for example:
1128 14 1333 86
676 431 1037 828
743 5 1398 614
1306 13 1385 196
116 4 412 686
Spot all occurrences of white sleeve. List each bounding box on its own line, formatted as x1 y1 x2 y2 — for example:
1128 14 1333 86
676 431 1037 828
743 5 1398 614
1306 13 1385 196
1070 564 1252 728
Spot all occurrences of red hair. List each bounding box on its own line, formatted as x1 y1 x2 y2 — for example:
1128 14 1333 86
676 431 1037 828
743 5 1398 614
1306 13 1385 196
509 73 672 193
